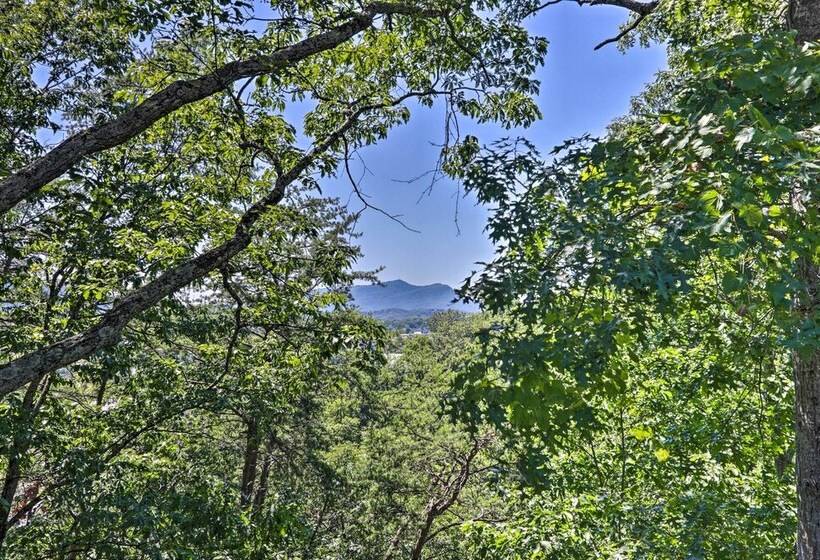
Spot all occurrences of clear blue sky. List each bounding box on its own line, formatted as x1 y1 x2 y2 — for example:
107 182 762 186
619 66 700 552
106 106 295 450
322 3 667 288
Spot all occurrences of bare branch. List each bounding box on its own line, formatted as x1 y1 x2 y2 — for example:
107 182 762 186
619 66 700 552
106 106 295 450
342 139 421 233
521 0 563 19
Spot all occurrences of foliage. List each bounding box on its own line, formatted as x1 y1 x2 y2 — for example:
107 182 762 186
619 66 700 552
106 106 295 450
0 305 514 558
0 0 548 553
0 193 384 558
1 0 817 557
453 22 817 560
462 311 795 557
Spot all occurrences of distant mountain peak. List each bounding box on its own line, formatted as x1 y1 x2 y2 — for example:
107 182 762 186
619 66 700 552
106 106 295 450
350 279 476 314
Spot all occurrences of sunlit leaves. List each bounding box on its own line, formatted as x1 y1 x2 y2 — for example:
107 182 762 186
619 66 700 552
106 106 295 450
453 31 813 558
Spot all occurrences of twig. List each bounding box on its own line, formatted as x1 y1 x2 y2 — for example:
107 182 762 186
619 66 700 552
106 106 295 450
593 9 652 50
342 138 421 233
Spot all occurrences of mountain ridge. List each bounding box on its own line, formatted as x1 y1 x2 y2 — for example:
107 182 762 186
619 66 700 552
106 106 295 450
350 279 476 314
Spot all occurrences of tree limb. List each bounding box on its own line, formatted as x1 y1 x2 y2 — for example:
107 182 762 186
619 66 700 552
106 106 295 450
524 0 658 18
409 436 486 560
0 95 404 395
0 3 444 215
593 9 651 50
587 0 658 16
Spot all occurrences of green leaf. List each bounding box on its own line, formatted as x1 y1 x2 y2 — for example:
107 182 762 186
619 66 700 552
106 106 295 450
654 448 670 462
629 427 653 441
738 204 764 227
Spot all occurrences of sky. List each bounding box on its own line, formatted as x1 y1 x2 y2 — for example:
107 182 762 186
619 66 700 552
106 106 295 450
323 3 667 288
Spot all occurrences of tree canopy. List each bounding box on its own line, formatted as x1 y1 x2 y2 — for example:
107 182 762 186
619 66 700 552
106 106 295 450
0 0 817 558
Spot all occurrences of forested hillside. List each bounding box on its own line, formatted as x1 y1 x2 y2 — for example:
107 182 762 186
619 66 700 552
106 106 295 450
0 0 817 559
349 280 476 332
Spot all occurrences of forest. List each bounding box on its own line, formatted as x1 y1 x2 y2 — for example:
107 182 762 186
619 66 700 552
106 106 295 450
0 0 817 558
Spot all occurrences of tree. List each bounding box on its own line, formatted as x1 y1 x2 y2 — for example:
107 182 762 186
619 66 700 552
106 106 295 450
312 311 509 560
0 0 548 394
0 2 547 548
453 1 818 556
0 191 388 555
461 294 795 557
3 0 817 556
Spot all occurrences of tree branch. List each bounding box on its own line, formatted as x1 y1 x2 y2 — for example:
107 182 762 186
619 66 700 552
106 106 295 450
524 0 658 18
587 0 658 16
593 9 651 50
342 138 420 233
0 3 445 215
0 98 395 395
409 436 487 560
0 90 434 395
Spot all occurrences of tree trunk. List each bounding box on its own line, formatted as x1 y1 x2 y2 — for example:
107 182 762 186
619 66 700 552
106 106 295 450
796 348 820 559
410 509 436 560
239 419 260 507
790 0 820 44
795 258 820 560
790 3 819 558
252 433 275 513
0 376 47 549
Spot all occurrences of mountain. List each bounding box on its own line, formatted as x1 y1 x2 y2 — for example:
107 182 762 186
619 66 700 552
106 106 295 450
350 280 477 315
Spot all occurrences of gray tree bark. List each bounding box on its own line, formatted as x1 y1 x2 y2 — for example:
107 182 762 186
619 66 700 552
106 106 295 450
796 329 820 560
790 3 819 558
790 0 820 44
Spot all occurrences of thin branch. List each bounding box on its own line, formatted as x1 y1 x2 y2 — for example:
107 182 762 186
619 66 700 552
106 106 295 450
217 268 244 384
593 9 652 50
342 139 420 233
522 0 564 19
